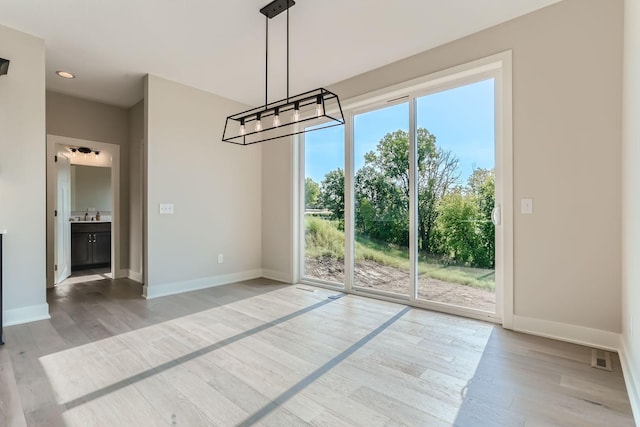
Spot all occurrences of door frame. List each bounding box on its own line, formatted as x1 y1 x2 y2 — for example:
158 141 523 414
46 135 122 287
298 51 513 326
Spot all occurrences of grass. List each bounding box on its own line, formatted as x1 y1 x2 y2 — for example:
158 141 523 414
304 216 345 259
305 216 495 290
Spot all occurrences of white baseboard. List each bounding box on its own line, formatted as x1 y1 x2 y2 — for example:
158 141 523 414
126 269 143 283
619 337 640 423
261 269 292 284
3 303 50 327
512 315 620 351
143 269 263 299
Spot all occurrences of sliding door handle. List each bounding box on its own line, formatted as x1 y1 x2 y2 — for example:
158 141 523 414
492 205 501 226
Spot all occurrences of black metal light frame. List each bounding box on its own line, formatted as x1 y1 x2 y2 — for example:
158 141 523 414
222 0 345 146
0 58 9 76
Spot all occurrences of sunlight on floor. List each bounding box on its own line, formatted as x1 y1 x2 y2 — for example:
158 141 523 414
58 268 112 286
38 287 491 425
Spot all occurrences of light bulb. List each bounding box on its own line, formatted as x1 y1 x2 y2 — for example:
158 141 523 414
239 119 246 136
71 148 76 157
95 151 100 158
315 96 324 117
255 114 262 132
293 102 300 122
83 152 87 158
273 108 281 127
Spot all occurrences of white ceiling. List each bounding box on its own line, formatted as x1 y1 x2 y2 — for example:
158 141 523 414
0 0 561 108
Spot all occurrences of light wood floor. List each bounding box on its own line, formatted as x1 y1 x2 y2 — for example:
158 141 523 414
0 277 635 426
59 267 112 286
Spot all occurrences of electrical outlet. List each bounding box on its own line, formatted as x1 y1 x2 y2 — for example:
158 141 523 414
217 253 224 264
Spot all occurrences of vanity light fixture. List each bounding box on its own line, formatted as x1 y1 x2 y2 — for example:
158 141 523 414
222 0 344 146
68 146 100 158
56 70 76 79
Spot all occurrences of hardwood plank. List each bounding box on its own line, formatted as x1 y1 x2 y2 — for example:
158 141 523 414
0 348 27 427
349 386 451 427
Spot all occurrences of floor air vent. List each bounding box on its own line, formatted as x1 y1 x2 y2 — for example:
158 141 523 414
591 349 613 372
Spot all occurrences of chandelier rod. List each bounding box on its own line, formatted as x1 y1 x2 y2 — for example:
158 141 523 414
287 5 290 102
265 15 269 108
264 4 291 107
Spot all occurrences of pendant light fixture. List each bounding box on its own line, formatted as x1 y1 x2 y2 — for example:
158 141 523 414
0 58 9 76
222 0 344 146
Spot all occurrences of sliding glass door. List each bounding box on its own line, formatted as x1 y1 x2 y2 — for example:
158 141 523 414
300 56 509 321
353 103 410 297
415 79 496 313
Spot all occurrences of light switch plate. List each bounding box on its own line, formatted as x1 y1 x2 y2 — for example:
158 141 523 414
521 198 533 214
159 203 174 215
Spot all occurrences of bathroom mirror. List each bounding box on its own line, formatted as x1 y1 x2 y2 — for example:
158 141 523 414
71 165 112 213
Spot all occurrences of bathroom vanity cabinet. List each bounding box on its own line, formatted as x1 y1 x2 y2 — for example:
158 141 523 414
71 222 111 269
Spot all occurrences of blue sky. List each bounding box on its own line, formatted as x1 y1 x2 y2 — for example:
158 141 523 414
305 78 495 185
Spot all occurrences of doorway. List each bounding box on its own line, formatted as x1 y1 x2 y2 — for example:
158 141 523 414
46 135 121 288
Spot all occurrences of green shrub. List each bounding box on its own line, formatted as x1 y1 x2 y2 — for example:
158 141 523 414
305 216 345 259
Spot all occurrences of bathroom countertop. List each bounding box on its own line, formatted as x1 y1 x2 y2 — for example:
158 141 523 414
71 221 111 224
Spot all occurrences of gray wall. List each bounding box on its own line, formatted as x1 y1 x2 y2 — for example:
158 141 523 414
622 0 640 415
262 141 295 282
144 75 262 297
128 100 144 279
0 24 48 322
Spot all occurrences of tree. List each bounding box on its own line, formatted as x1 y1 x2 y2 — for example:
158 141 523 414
435 191 480 265
432 168 495 268
467 168 495 268
354 128 459 251
321 168 345 222
355 164 408 245
305 177 321 209
417 141 460 253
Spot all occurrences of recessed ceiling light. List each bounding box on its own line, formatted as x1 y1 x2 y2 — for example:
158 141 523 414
56 70 75 79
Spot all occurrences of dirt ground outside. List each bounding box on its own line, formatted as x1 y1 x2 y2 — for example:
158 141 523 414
305 256 496 312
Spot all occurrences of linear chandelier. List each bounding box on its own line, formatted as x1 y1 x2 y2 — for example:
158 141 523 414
0 57 9 76
222 0 344 146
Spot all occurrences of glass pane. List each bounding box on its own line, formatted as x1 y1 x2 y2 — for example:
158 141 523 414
303 126 345 285
416 79 496 312
354 103 410 297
